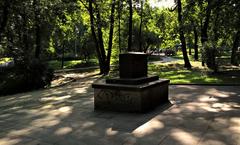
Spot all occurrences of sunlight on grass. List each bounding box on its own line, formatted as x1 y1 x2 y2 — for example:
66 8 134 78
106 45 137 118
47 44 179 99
148 58 240 84
0 58 12 64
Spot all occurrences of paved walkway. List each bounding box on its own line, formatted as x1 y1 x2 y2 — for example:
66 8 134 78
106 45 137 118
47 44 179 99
54 56 179 73
149 56 180 65
0 73 239 145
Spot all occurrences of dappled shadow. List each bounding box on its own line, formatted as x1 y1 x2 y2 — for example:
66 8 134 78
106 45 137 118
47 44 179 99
0 74 240 145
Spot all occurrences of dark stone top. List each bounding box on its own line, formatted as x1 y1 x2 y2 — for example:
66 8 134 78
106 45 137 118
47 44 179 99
106 75 159 85
92 79 170 91
119 52 148 78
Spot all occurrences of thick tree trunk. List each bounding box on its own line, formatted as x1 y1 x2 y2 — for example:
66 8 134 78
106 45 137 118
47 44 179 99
118 0 121 52
0 0 10 43
88 0 105 74
128 0 133 52
33 0 41 59
189 46 192 55
106 0 116 73
22 15 29 52
95 2 109 74
201 2 211 44
193 26 199 61
35 25 41 58
61 43 65 69
177 0 191 68
95 4 106 61
201 0 211 66
231 31 240 65
213 10 220 42
139 0 143 52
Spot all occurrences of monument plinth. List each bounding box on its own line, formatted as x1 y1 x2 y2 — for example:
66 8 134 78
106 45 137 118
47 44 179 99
119 52 148 78
92 52 170 112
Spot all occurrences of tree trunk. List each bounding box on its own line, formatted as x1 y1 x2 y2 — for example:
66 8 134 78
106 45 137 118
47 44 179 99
177 0 191 69
0 0 10 43
35 25 41 58
118 0 121 53
201 0 211 66
231 30 240 65
213 9 220 42
193 26 199 60
61 43 65 69
33 0 41 59
128 0 133 52
201 1 211 44
139 0 143 52
106 0 116 73
189 45 192 55
22 14 29 59
95 2 108 74
88 0 105 74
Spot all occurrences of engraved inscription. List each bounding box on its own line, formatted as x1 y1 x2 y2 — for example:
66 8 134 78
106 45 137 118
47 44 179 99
95 89 135 105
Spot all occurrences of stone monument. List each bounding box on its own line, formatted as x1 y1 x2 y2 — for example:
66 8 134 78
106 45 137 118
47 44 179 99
92 52 170 112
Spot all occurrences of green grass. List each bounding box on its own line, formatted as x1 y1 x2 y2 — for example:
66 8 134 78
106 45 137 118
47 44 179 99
148 59 240 84
48 59 98 70
105 52 239 84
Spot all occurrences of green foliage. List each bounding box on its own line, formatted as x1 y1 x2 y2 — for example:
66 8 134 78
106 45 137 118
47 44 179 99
0 60 53 96
202 42 219 72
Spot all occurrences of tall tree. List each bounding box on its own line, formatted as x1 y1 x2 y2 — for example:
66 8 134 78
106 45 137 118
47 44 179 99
231 30 240 65
118 0 122 52
176 0 192 68
87 0 105 74
193 24 199 60
106 0 116 72
200 0 212 66
128 0 133 51
229 1 240 65
33 0 41 59
185 0 199 61
81 0 116 74
139 0 144 52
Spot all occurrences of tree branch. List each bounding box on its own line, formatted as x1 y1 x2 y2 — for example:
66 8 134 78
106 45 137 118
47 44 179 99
79 0 90 12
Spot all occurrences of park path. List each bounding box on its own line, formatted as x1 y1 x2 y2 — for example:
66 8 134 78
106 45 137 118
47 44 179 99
54 56 179 73
0 73 239 145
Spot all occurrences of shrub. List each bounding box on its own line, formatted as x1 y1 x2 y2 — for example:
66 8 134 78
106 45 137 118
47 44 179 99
202 42 220 73
164 49 176 56
0 59 53 96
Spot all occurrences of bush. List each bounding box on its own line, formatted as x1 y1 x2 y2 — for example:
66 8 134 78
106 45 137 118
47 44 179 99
0 60 53 96
202 42 220 72
164 49 176 56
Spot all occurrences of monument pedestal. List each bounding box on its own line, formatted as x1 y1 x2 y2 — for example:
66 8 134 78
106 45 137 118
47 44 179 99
93 78 169 112
92 52 170 112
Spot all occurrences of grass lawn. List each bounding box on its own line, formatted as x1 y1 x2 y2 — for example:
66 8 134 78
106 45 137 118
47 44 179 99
148 53 240 84
149 60 239 84
107 52 240 85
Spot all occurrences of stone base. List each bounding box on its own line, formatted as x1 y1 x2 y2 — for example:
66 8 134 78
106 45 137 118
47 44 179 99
92 79 170 112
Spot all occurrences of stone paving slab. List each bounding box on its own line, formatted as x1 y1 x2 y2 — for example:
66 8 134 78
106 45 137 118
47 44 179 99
0 74 239 145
